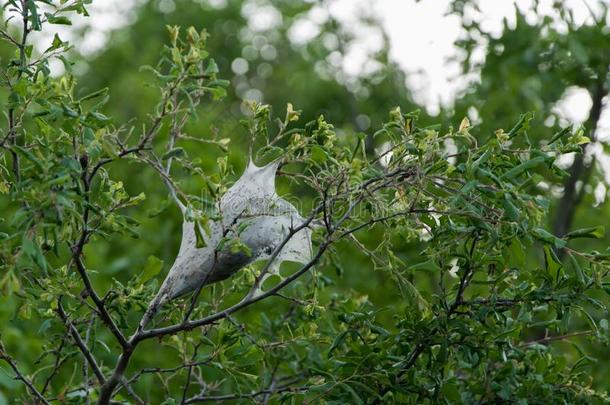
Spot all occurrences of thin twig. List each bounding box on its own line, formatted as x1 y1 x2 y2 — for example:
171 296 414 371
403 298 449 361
56 298 106 385
184 385 309 403
0 340 51 405
521 330 594 346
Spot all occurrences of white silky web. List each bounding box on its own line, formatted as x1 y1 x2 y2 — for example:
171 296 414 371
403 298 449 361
143 159 312 324
220 160 312 267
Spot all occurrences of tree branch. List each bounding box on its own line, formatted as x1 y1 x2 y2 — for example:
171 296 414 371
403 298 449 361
0 340 51 405
184 385 309 403
56 298 106 385
71 256 128 349
521 330 594 346
71 160 128 349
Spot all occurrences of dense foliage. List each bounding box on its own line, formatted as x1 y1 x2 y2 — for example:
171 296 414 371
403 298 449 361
451 0 610 241
0 1 609 404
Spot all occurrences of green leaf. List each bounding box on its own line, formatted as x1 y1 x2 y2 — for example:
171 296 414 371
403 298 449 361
569 129 590 145
568 253 586 285
162 147 185 161
548 126 572 145
508 239 526 268
502 193 520 221
565 226 605 240
51 33 63 49
229 240 252 257
193 220 207 248
38 319 52 334
204 59 219 75
203 86 226 100
89 111 109 122
501 156 546 180
507 111 534 138
328 330 350 356
58 55 73 73
79 87 109 102
472 148 492 170
44 12 72 25
18 303 31 320
543 245 562 282
256 146 283 163
27 0 41 31
62 105 79 118
460 180 478 194
310 144 329 164
532 227 566 249
21 235 47 271
141 255 164 282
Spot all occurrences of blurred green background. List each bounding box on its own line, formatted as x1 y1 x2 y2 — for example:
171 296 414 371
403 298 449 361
1 0 610 401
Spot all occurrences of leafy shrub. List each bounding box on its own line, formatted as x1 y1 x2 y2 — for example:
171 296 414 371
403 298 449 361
0 2 608 404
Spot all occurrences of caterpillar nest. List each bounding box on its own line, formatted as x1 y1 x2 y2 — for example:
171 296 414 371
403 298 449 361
141 160 312 327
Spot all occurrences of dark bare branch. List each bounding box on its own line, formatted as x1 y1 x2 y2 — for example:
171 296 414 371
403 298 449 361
0 340 51 405
56 298 106 385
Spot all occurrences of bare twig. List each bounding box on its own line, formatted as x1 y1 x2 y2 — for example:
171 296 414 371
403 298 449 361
56 298 106 385
71 157 129 349
125 356 217 386
0 340 51 405
71 256 128 348
521 330 594 346
184 385 309 403
40 333 68 395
